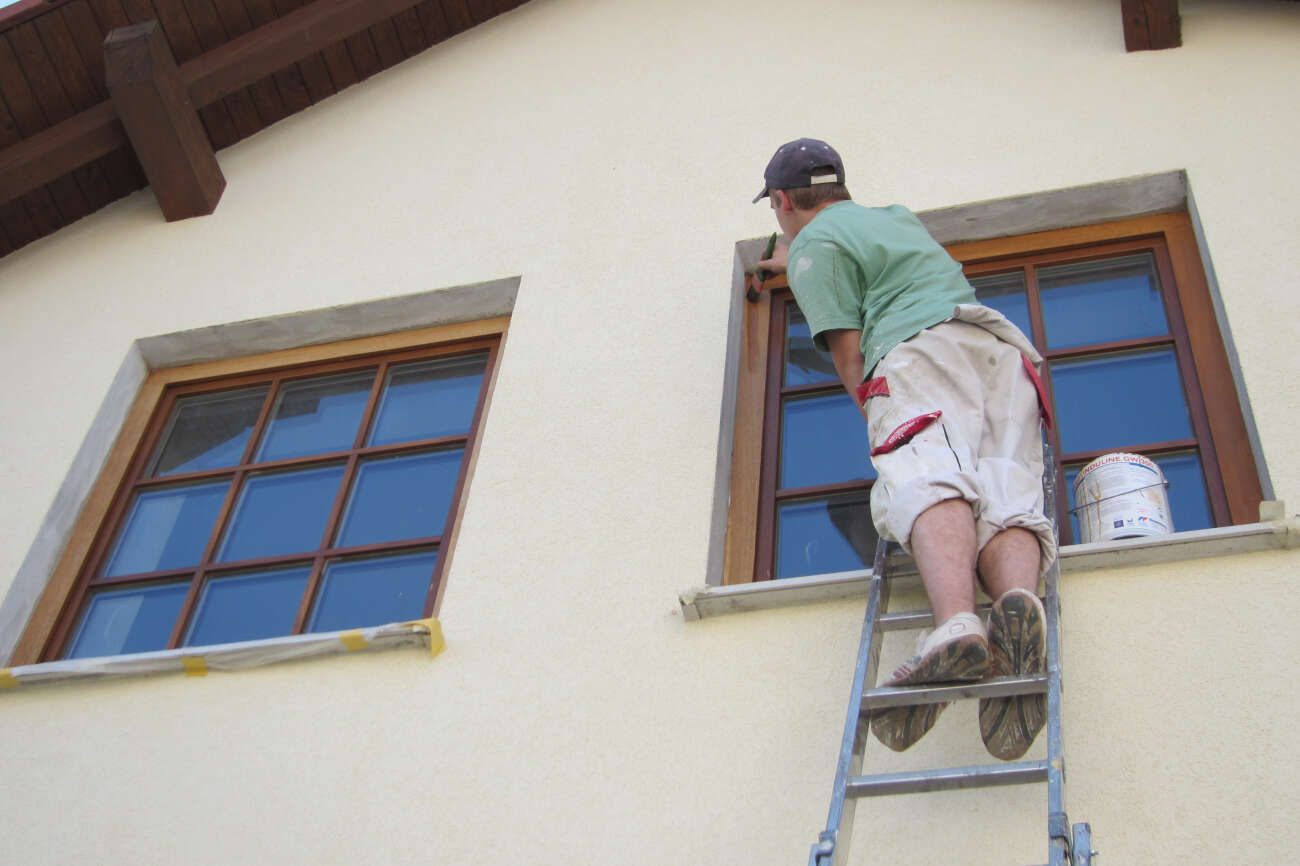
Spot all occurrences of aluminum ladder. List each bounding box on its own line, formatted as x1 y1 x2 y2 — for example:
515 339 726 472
807 446 1094 866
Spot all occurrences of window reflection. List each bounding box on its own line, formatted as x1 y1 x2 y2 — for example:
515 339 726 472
1039 254 1167 349
784 306 838 387
149 386 267 476
970 271 1032 341
776 492 876 579
1051 349 1192 454
256 371 375 462
780 393 874 490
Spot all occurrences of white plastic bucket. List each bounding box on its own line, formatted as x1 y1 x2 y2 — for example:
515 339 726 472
1072 452 1173 543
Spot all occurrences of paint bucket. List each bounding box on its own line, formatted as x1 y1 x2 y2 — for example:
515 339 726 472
1072 452 1173 543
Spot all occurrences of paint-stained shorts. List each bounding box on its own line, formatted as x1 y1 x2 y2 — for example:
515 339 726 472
861 314 1057 578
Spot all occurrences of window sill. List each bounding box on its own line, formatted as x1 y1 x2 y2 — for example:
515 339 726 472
680 506 1299 621
0 618 443 692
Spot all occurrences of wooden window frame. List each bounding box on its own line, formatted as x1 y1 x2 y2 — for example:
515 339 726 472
12 316 508 665
722 212 1261 585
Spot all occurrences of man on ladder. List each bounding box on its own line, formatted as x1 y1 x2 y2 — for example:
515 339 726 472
754 138 1055 760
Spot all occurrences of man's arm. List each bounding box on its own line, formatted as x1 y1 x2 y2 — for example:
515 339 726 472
823 328 870 423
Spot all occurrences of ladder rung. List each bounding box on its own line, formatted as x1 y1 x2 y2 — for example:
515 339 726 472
878 604 991 632
847 760 1048 797
863 673 1047 709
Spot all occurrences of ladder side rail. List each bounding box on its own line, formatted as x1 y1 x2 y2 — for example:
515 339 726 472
809 536 893 866
1042 441 1071 866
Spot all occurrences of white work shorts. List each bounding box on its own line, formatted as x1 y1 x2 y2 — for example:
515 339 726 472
862 311 1057 578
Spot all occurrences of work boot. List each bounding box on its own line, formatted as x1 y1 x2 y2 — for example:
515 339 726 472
979 588 1047 760
870 612 988 752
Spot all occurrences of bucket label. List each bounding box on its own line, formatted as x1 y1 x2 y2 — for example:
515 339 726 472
1073 453 1173 544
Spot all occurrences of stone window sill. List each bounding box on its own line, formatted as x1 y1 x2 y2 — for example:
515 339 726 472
679 505 1299 621
0 618 443 692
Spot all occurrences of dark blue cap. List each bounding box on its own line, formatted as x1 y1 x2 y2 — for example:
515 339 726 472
753 138 845 203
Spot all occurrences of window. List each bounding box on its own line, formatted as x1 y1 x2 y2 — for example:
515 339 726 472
723 213 1262 584
20 322 502 662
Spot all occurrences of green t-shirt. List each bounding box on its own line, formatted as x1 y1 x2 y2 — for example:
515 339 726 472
786 201 976 378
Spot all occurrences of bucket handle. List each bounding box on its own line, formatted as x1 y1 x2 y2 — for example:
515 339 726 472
1068 480 1170 514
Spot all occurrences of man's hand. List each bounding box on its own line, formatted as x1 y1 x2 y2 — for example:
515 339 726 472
758 239 789 274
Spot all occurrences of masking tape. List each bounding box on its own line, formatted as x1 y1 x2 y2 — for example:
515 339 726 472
181 656 208 677
404 617 445 658
0 668 20 689
339 630 369 651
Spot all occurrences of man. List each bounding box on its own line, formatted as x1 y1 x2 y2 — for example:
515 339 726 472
753 138 1054 760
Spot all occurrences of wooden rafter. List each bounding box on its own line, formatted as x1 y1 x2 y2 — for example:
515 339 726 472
0 0 449 218
105 22 225 221
1121 0 1182 52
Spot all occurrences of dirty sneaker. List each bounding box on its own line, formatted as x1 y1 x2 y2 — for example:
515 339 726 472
979 588 1047 760
870 612 989 752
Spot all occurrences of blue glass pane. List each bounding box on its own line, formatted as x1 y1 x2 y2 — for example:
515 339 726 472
336 449 464 547
1155 452 1212 533
1039 253 1168 349
780 394 875 490
1063 464 1084 544
309 550 438 632
66 583 190 658
784 306 838 387
103 481 230 577
150 386 268 476
184 566 312 646
217 465 346 562
1050 349 1192 454
256 371 375 461
776 491 876 579
970 271 1032 343
369 354 488 446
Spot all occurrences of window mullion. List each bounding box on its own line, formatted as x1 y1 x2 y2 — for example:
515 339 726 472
1022 265 1072 537
165 570 206 650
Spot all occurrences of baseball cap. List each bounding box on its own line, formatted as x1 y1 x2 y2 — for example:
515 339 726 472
752 138 845 203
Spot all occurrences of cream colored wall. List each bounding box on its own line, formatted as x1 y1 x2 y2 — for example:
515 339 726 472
0 1 1297 864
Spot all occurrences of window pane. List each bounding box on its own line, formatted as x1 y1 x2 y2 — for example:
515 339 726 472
149 386 268 476
970 271 1032 343
308 550 438 632
103 481 230 577
369 354 488 446
1050 348 1192 454
776 491 876 579
780 393 875 490
1155 452 1212 533
1039 253 1168 349
784 306 838 387
256 371 375 462
335 449 464 548
66 583 190 659
217 465 345 562
183 566 312 646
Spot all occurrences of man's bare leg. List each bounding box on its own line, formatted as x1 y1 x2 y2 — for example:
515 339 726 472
976 526 1048 761
977 527 1039 599
870 497 987 752
909 498 980 624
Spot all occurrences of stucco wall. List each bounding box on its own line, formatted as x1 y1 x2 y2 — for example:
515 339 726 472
1 1 1297 863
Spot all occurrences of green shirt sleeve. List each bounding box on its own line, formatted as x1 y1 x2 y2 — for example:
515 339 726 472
787 238 865 351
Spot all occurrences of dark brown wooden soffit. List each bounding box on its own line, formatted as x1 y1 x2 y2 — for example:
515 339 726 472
1121 0 1181 51
0 0 529 260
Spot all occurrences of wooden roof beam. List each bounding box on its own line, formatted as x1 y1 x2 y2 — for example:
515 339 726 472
1121 0 1182 51
0 0 439 214
105 22 225 221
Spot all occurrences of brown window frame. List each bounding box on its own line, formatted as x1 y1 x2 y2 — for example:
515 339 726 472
722 212 1262 585
12 317 507 665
